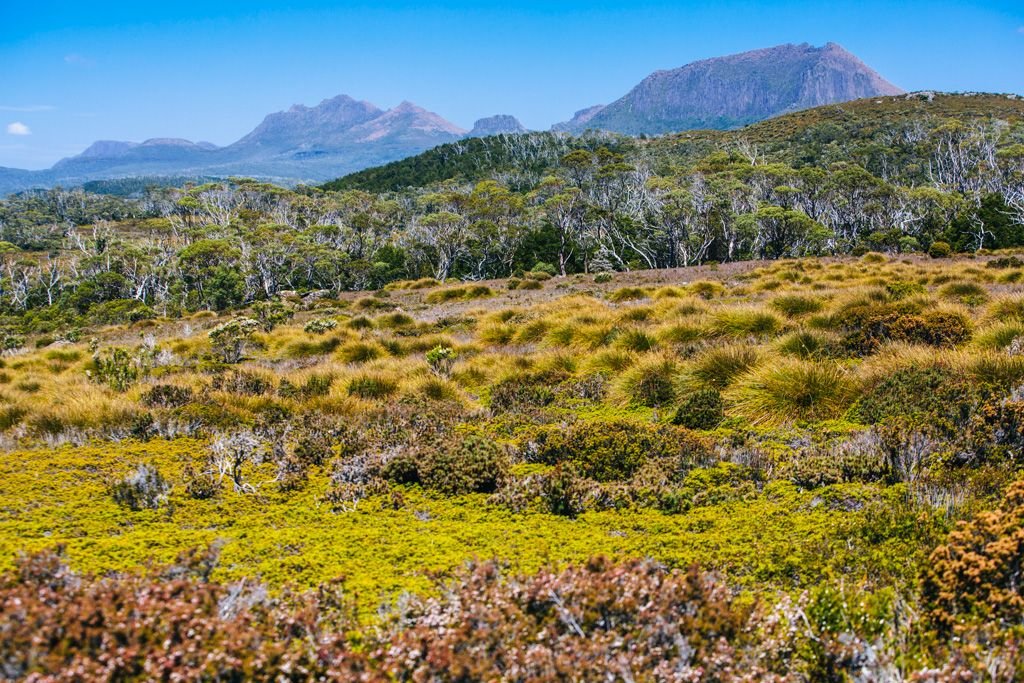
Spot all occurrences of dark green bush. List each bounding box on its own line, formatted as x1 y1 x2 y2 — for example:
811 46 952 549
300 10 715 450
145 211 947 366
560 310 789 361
489 373 558 413
928 241 952 258
841 305 972 354
672 390 725 430
853 365 979 433
383 434 508 495
529 420 708 482
143 384 194 408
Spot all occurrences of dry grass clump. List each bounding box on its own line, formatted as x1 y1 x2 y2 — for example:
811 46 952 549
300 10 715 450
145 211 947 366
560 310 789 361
616 356 679 407
425 285 493 304
607 287 649 303
682 345 761 391
727 360 857 426
973 322 1024 350
688 281 726 299
986 296 1024 322
338 341 383 364
709 307 783 338
769 294 825 318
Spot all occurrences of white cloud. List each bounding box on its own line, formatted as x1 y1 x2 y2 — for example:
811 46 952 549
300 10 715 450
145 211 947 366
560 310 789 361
6 122 31 136
0 105 55 112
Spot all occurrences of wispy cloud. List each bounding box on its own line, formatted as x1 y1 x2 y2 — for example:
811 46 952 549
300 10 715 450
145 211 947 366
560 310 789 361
64 53 95 67
6 122 31 136
0 105 55 113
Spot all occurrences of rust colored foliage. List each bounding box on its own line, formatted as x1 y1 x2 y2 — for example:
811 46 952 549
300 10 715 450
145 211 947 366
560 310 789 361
1 550 779 682
923 479 1024 632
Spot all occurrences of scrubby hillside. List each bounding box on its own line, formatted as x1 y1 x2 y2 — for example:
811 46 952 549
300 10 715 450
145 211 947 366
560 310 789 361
3 252 1024 677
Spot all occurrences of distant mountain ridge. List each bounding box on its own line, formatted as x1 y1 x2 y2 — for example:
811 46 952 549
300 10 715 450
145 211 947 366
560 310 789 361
554 42 904 134
0 42 907 194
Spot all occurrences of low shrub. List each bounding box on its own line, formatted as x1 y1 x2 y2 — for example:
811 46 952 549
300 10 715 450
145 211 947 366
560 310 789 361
489 373 558 414
87 347 139 392
528 420 708 482
143 384 194 408
853 364 978 433
840 305 972 354
672 389 725 430
208 317 260 364
928 241 952 258
923 478 1024 633
303 317 338 335
425 344 457 376
213 369 273 396
109 463 170 510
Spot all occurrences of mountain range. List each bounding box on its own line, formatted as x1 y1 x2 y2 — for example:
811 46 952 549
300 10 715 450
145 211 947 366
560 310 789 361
0 42 903 194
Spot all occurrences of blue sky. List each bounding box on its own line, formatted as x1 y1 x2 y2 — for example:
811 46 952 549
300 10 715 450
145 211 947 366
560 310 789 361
2 0 1023 169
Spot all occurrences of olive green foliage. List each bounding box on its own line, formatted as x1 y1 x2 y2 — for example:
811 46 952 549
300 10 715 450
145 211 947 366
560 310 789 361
530 420 708 482
208 317 260 363
672 389 725 430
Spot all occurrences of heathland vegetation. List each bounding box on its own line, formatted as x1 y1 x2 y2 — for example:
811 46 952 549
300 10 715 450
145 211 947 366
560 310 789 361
2 94 1024 680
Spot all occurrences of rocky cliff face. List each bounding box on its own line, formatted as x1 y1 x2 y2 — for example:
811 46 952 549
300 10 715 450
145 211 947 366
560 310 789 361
560 43 903 134
468 115 527 137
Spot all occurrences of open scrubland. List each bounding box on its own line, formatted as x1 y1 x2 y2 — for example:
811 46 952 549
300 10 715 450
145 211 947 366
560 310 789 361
4 253 1024 679
1 93 1024 679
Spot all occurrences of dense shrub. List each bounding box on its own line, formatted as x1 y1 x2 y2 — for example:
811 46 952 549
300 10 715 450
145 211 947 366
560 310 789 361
840 305 972 354
929 240 952 258
208 317 259 363
854 365 978 432
347 374 398 399
923 479 1024 633
528 420 708 482
489 372 558 413
142 383 194 408
672 389 725 430
382 433 508 495
787 431 890 488
420 434 508 495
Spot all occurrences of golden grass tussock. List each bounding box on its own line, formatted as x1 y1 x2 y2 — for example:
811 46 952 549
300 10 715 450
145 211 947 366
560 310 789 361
726 359 858 426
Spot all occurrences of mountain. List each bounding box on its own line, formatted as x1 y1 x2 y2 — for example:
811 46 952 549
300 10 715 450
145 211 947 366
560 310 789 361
555 42 903 134
0 96 470 194
327 93 1024 193
468 115 527 137
0 43 906 194
231 95 384 151
551 105 606 133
